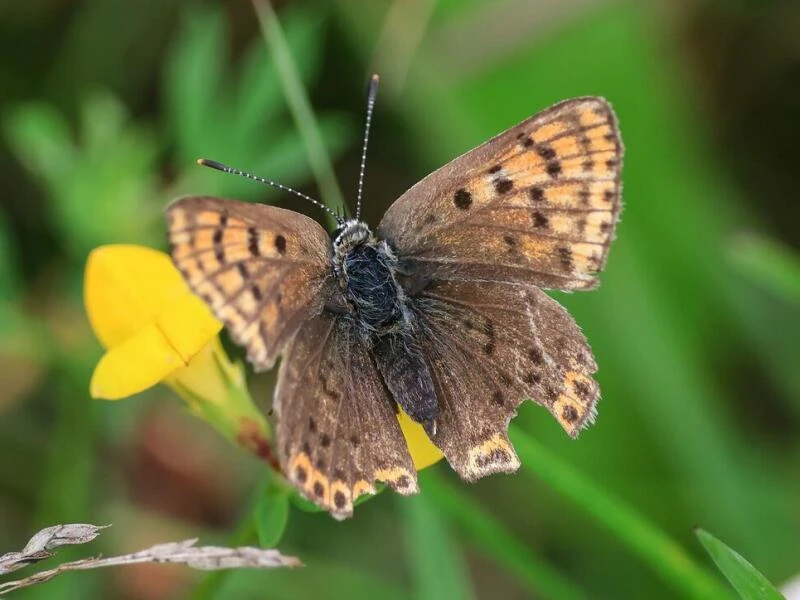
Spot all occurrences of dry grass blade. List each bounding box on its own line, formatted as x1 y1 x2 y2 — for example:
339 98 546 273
0 524 107 576
0 524 302 595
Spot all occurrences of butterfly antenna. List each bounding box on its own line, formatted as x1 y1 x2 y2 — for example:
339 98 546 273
355 74 379 221
197 159 344 225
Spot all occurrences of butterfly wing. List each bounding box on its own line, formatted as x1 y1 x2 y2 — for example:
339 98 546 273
415 279 598 479
275 312 418 519
378 97 622 291
167 196 333 370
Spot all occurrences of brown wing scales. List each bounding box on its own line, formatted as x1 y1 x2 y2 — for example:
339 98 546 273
378 97 622 291
167 196 333 370
416 278 599 480
275 313 418 520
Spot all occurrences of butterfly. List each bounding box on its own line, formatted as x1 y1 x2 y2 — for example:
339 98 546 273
166 75 623 520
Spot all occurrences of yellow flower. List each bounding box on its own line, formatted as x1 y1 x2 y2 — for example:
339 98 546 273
84 244 273 465
83 244 442 472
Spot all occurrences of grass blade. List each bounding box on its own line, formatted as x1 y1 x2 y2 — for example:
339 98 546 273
696 529 783 600
401 493 476 600
253 0 345 228
423 471 587 600
729 233 800 305
511 426 733 600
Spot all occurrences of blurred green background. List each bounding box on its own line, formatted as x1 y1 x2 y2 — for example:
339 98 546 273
1 0 799 598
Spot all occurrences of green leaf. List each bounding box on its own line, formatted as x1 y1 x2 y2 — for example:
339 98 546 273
289 491 325 514
164 3 351 215
696 529 784 600
401 493 476 600
423 471 587 600
254 481 290 548
729 233 800 305
234 7 327 144
5 93 162 257
164 7 226 160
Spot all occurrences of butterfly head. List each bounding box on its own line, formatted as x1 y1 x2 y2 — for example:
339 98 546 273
331 219 375 271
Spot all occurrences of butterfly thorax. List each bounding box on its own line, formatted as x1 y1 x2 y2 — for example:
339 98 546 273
332 219 409 335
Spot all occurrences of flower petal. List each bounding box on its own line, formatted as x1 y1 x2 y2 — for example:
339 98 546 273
89 286 222 399
397 409 444 470
156 290 223 364
85 244 191 349
90 322 188 399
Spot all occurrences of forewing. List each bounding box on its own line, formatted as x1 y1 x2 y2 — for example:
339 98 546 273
378 97 623 291
415 279 599 480
167 196 332 370
275 312 418 519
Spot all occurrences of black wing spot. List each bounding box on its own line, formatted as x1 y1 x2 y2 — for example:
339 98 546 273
320 433 331 447
573 380 593 402
488 165 502 174
532 210 549 229
454 189 473 210
562 405 579 423
274 234 287 254
313 481 325 497
213 229 223 244
334 490 347 509
528 347 544 364
582 159 594 172
475 447 511 468
557 246 574 272
494 178 514 194
536 144 557 160
546 161 562 178
522 137 534 148
530 186 545 203
491 390 505 406
523 371 542 385
251 285 262 302
308 417 317 433
247 227 260 256
603 189 615 202
237 263 249 279
295 465 308 484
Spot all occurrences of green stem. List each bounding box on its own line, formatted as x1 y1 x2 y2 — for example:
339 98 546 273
510 426 733 600
253 0 345 229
